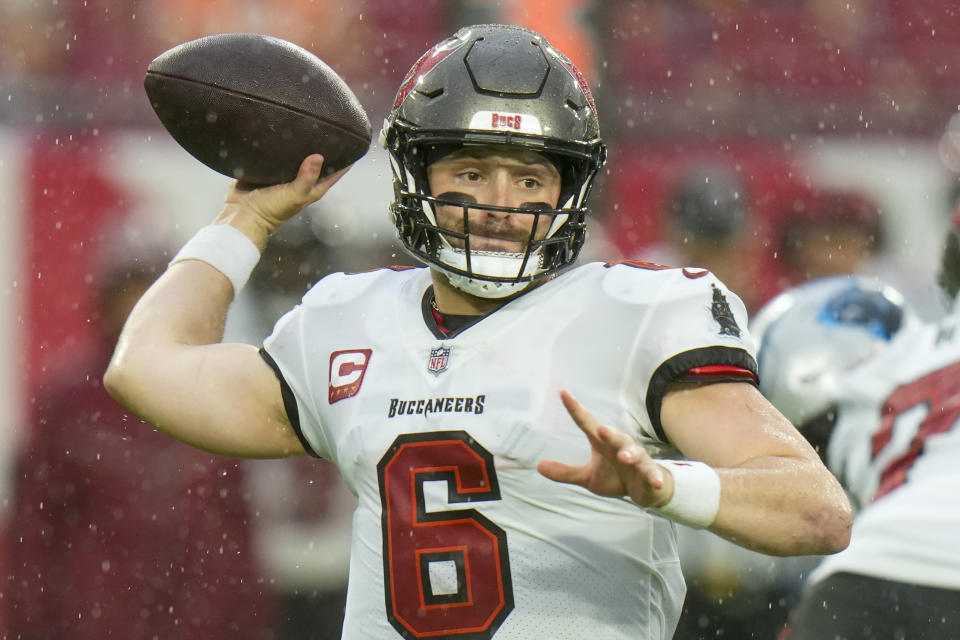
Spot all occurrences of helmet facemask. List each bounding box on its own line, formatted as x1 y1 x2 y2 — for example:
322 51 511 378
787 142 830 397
381 24 606 298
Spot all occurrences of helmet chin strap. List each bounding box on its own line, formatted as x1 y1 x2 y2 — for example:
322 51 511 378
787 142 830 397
437 246 543 298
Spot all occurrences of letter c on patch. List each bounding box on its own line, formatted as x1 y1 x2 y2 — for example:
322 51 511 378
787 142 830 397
329 349 372 404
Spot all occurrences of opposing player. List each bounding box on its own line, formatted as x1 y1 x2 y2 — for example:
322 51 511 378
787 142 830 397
752 217 960 639
105 25 851 639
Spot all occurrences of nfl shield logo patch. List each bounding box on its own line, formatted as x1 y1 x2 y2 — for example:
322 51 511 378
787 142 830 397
428 345 450 374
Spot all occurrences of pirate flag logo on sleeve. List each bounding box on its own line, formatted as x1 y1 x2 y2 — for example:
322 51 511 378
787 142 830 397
710 284 742 337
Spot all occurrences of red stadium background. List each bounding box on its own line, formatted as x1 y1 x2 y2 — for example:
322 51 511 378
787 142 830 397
2 0 960 635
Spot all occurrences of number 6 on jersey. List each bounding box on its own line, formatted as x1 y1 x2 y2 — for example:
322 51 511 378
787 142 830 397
377 431 514 639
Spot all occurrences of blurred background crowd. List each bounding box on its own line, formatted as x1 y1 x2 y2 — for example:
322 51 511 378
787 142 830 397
1 0 959 638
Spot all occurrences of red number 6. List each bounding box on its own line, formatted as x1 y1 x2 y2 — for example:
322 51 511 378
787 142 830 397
377 431 514 639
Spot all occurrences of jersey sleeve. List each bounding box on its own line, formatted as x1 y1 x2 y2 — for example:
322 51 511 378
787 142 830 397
621 267 758 442
260 296 333 460
258 346 322 458
259 268 406 460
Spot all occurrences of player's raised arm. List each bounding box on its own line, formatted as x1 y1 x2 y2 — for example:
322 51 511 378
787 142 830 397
104 155 347 458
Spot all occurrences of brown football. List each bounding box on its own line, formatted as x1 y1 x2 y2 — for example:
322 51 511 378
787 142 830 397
144 33 372 185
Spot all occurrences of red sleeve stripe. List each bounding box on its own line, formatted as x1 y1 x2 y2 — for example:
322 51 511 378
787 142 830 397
683 365 757 381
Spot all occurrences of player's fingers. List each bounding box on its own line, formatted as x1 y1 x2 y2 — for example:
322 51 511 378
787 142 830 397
595 423 632 451
226 155 323 201
308 164 351 199
296 153 324 179
536 459 590 486
601 431 665 491
604 428 646 462
560 390 605 441
632 457 666 490
562 392 640 470
289 154 327 197
594 423 649 473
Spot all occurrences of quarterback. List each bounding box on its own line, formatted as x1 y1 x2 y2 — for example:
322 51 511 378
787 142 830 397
106 24 851 639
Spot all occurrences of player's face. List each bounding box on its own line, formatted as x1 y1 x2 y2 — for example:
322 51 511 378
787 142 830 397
427 146 562 253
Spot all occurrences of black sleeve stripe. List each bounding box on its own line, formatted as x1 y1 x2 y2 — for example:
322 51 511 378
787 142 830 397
646 346 759 443
258 347 321 458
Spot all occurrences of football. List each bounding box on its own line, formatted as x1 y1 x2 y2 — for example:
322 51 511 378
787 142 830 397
144 33 372 186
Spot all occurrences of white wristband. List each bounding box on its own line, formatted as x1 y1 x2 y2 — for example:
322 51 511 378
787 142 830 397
170 224 261 296
651 460 721 529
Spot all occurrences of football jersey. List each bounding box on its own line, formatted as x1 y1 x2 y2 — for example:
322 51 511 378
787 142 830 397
810 309 960 590
262 261 757 639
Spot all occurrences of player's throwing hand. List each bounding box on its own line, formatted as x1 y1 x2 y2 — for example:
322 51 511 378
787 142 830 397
537 390 675 509
217 154 351 247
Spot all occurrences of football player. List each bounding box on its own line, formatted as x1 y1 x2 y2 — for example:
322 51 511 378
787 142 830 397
752 217 960 639
105 24 851 639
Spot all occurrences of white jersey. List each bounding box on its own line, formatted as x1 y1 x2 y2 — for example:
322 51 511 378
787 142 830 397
810 310 960 589
262 261 757 639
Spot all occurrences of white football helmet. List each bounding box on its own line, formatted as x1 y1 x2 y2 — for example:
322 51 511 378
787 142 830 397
751 275 914 449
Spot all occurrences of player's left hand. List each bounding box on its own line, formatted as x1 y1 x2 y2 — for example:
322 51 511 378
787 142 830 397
537 390 674 508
